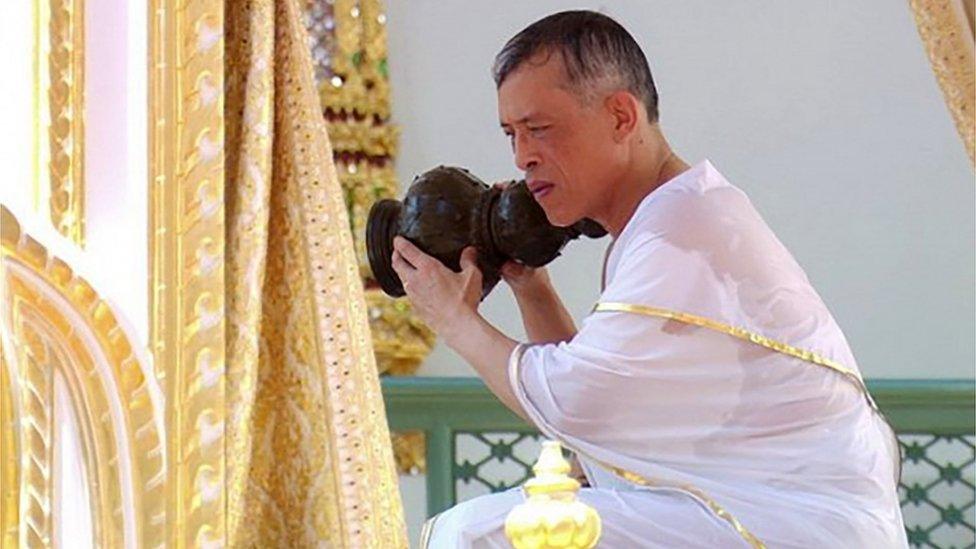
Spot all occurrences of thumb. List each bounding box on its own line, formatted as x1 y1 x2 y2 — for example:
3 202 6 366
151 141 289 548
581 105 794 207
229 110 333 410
460 247 479 271
501 260 524 277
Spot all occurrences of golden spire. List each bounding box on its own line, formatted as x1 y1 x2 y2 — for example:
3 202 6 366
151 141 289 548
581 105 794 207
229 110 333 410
505 440 602 549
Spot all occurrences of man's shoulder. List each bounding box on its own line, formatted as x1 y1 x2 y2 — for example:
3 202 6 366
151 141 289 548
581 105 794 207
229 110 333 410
634 160 746 226
632 186 751 248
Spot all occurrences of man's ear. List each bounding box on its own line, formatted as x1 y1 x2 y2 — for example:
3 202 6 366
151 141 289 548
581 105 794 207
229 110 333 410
604 91 640 142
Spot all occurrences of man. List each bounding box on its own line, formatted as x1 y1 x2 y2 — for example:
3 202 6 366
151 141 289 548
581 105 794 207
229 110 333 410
392 10 907 548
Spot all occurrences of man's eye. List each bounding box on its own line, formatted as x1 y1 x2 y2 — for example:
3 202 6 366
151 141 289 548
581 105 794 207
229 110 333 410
528 125 550 135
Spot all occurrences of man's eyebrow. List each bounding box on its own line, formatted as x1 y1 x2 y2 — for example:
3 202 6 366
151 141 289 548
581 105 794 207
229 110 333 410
499 114 538 129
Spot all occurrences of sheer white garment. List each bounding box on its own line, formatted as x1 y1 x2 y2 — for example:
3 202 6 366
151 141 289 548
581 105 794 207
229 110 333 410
426 160 906 548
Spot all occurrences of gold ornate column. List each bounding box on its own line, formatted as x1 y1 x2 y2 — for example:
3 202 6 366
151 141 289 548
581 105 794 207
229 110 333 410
47 0 86 245
149 0 227 546
0 345 18 547
1 206 166 548
33 0 86 245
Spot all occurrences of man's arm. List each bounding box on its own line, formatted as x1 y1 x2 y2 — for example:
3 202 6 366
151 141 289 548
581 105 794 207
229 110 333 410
502 263 577 343
438 311 529 422
390 237 529 421
392 238 591 487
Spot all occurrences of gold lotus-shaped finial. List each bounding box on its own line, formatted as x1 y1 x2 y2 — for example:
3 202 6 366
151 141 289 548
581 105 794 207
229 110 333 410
504 440 602 549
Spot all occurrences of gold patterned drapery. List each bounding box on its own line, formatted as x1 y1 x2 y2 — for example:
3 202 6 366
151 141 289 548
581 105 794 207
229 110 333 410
224 0 407 545
305 0 436 378
304 0 434 477
909 0 976 166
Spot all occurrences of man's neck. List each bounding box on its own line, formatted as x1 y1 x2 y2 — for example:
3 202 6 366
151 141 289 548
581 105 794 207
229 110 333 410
603 132 688 238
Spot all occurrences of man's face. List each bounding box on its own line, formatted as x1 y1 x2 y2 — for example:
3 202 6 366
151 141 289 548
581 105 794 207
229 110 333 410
498 52 621 227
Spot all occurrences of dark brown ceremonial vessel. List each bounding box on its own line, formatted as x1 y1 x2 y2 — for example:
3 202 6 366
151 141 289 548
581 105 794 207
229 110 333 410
366 166 606 299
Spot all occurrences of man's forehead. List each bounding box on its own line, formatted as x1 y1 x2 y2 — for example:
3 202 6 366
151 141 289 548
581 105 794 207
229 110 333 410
497 53 571 125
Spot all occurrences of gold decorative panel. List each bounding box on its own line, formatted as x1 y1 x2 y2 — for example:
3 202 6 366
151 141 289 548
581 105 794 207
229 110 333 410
6 0 412 544
148 0 227 546
0 206 165 548
1 346 19 548
44 0 86 245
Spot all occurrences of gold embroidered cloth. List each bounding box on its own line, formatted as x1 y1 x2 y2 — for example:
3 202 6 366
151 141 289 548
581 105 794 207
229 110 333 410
224 0 406 545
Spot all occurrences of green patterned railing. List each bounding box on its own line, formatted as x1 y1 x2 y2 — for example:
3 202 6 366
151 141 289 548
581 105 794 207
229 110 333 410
382 377 975 548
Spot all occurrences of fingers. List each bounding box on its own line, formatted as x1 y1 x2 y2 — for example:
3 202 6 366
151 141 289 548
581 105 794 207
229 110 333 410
390 250 416 290
500 260 525 277
460 247 483 291
459 246 478 271
393 236 434 269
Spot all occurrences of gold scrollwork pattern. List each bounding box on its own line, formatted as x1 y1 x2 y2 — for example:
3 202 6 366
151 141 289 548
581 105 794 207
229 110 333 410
223 0 273 544
219 0 411 543
149 0 226 546
1 206 166 548
0 345 19 548
47 0 86 245
391 430 426 475
323 0 396 277
10 315 54 548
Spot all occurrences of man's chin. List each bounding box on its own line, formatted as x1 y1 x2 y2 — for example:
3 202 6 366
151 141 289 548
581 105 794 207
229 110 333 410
542 208 576 228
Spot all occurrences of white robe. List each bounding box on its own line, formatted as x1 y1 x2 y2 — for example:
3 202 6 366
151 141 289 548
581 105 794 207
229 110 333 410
425 160 907 548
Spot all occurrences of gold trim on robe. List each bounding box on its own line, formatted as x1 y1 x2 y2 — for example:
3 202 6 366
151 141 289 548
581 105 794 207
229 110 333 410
593 301 877 410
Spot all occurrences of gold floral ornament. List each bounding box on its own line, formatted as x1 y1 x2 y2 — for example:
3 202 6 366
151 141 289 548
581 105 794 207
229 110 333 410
505 441 602 549
0 205 165 547
391 430 426 474
365 289 437 375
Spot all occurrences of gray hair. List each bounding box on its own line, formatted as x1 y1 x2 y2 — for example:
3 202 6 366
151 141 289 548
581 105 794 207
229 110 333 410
492 10 659 122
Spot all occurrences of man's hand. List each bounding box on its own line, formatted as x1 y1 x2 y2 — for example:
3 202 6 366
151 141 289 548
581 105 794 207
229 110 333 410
492 179 556 297
391 236 529 421
500 261 551 294
391 236 482 338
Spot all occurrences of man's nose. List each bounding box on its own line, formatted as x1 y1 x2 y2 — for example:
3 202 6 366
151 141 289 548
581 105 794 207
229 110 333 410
514 133 540 172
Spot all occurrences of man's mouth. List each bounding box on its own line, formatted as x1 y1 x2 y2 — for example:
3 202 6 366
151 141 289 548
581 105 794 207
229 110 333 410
527 180 555 199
